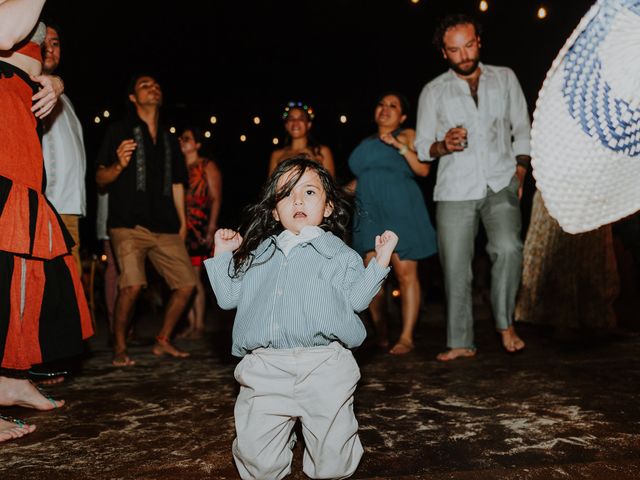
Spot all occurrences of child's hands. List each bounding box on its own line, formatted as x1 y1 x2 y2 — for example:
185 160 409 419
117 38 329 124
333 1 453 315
374 230 399 268
214 229 243 255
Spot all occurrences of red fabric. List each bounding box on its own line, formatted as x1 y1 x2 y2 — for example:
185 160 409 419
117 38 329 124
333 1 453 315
0 75 42 189
15 42 42 62
0 75 71 259
0 256 93 370
64 255 93 340
0 184 31 253
2 257 44 369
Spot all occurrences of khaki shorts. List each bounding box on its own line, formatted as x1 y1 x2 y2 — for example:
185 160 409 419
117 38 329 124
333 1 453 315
109 226 197 290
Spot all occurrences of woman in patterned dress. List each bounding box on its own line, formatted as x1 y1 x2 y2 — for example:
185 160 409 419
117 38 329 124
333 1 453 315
178 127 222 339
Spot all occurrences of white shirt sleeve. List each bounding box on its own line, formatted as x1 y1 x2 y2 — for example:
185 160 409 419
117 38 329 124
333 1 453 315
415 84 440 162
506 68 532 157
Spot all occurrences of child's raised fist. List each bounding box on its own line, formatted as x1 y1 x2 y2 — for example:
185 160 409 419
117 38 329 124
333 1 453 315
374 230 399 268
214 229 243 255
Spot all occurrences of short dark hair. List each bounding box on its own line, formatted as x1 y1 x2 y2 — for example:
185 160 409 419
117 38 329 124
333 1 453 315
126 73 159 96
376 91 410 117
42 19 62 42
432 14 482 51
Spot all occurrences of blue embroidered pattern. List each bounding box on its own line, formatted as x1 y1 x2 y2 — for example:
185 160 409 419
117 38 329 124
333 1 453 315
561 0 640 156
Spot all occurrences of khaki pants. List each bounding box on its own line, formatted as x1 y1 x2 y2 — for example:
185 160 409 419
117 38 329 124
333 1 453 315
233 342 363 480
60 214 81 277
109 226 196 289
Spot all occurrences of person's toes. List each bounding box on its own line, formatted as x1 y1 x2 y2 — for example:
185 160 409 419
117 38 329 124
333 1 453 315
112 352 136 367
152 341 189 358
389 340 414 355
0 417 36 443
436 348 476 362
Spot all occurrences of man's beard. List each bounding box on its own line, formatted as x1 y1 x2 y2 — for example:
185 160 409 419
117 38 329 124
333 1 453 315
449 57 480 76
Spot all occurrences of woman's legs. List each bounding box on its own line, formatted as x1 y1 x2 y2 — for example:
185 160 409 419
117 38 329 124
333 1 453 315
389 255 420 355
364 251 388 348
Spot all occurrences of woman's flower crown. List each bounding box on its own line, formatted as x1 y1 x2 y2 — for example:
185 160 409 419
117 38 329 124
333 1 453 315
282 101 315 121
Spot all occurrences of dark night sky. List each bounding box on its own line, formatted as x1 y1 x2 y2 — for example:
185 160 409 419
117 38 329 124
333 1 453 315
41 0 595 246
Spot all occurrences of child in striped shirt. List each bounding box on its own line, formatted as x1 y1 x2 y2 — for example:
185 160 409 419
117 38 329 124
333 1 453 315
205 156 397 480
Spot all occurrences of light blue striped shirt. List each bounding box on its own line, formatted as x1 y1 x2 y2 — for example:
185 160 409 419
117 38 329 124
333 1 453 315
204 231 390 357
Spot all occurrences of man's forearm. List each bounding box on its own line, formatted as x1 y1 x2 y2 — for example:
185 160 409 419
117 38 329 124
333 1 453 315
96 163 123 189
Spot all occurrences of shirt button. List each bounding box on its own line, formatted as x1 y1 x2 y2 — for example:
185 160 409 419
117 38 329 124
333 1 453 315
283 261 288 267
277 289 283 296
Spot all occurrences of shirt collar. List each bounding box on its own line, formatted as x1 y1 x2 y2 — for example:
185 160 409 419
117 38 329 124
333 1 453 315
255 228 344 259
276 226 323 257
306 230 344 259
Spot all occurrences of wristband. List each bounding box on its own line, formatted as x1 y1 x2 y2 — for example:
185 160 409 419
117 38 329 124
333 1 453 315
398 144 409 156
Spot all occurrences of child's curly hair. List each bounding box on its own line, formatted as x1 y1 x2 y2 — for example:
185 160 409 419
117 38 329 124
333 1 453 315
231 156 352 277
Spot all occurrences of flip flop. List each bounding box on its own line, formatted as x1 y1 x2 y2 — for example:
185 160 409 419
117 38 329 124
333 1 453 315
32 382 61 409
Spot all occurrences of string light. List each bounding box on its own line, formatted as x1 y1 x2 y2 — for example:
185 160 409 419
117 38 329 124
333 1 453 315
391 289 401 298
410 0 420 4
272 137 279 145
100 254 108 262
169 126 176 134
479 0 488 12
240 134 247 142
210 115 217 124
253 116 261 125
537 6 547 19
103 110 110 118
339 115 348 124
94 116 101 124
204 131 211 138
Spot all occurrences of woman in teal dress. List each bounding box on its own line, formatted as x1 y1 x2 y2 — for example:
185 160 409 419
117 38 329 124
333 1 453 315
349 92 437 354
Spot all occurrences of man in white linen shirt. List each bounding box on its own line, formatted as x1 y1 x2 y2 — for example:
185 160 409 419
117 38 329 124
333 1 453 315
42 23 86 276
415 14 529 361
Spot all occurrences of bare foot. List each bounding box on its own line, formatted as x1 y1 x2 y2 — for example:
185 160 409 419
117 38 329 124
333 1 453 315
112 351 136 367
389 339 414 355
152 340 190 358
0 377 64 410
436 348 477 362
501 326 525 353
0 415 36 443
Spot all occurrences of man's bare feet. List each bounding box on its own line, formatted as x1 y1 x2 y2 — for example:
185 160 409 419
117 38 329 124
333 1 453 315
0 376 64 410
112 351 136 367
436 348 477 362
0 415 36 443
152 338 190 358
389 339 414 355
501 326 525 353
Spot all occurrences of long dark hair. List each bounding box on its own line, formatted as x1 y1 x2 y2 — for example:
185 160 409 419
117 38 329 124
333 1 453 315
282 107 323 159
231 156 351 277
